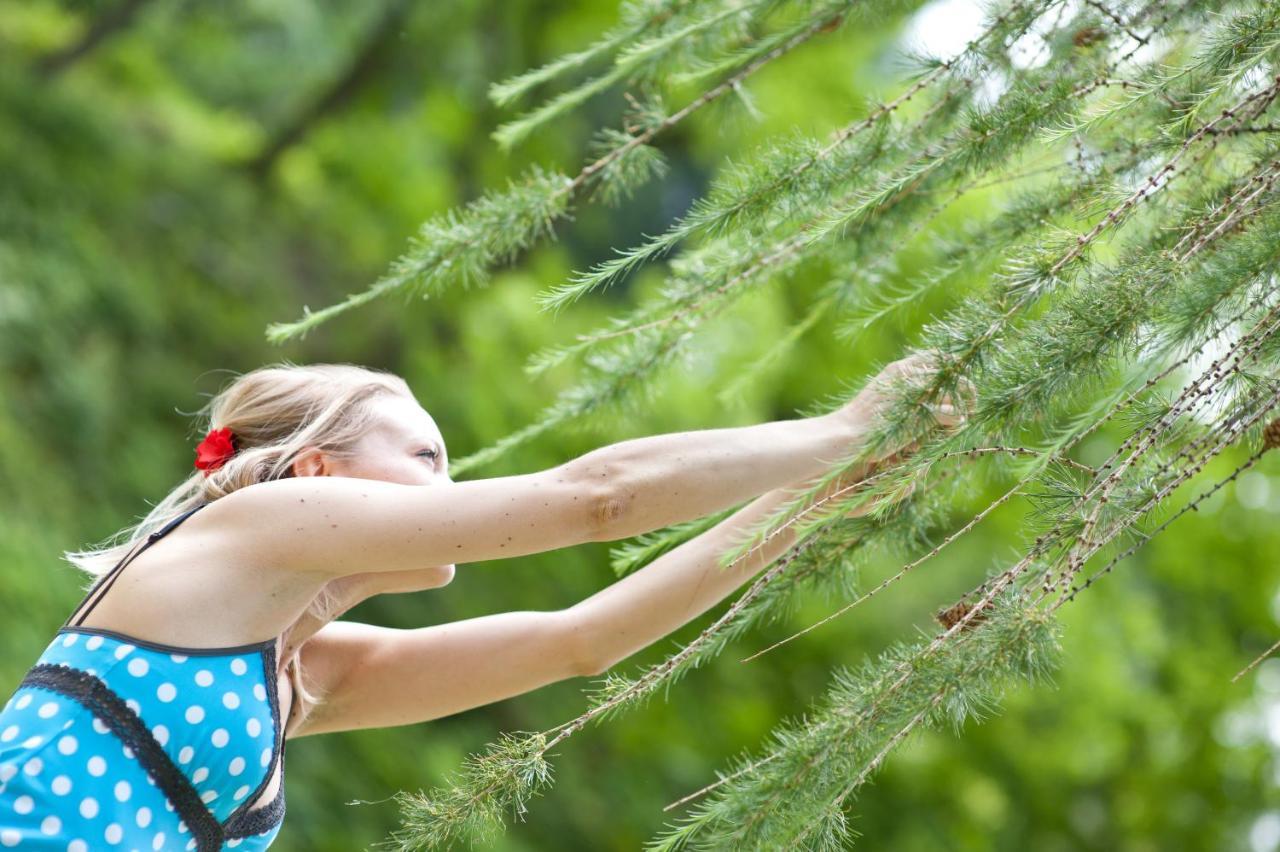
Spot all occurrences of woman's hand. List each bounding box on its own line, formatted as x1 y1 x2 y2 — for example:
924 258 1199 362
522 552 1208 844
834 350 974 463
819 350 977 516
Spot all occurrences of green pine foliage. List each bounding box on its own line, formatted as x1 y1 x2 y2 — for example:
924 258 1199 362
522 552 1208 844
99 0 1266 846
345 0 1280 847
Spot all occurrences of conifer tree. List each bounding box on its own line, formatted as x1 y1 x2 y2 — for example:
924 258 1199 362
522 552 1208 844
261 0 1280 847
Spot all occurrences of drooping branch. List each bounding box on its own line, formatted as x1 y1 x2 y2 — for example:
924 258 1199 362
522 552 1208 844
375 3 1280 849
264 0 863 344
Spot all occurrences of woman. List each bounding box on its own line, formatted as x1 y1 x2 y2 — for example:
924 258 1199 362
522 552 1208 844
0 357 962 850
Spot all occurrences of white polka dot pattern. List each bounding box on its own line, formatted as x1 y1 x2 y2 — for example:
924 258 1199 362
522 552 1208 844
0 628 284 849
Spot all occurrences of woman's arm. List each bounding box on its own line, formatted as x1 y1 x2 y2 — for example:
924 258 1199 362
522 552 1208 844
281 461 890 739
564 410 865 538
566 349 962 539
230 353 947 580
560 458 888 677
225 410 869 579
560 354 968 673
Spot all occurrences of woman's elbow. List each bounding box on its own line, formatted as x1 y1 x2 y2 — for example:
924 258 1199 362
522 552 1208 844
555 607 613 677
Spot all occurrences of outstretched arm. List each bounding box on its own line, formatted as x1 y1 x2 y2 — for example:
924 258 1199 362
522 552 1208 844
228 407 870 581
561 456 890 676
286 459 893 739
561 355 971 674
282 354 963 735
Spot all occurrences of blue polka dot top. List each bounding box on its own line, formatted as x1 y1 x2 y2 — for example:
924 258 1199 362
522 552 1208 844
0 503 287 850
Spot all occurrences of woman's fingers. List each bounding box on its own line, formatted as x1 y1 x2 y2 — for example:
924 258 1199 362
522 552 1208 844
845 349 979 461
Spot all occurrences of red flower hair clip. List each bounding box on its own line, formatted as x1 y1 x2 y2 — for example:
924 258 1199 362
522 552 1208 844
194 426 238 476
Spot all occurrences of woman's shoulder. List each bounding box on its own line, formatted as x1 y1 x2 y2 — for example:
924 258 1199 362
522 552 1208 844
197 476 416 578
209 474 401 516
197 477 358 540
206 474 453 581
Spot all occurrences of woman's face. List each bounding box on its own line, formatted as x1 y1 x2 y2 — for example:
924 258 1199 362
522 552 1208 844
329 393 452 488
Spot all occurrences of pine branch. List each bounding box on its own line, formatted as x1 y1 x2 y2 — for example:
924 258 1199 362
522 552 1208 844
1060 293 1280 584
1058 442 1274 613
739 271 1277 670
487 0 701 107
492 0 764 151
668 85 1280 842
648 592 1061 850
527 5 1203 427
375 3 1280 848
665 194 1280 818
1036 374 1280 603
534 0 1058 312
265 0 860 344
702 385 1270 849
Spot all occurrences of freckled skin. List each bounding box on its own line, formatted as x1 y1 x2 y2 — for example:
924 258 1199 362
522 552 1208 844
292 393 457 591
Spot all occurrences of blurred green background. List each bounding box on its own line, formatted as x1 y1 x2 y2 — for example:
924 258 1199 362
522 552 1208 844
2 1 1280 849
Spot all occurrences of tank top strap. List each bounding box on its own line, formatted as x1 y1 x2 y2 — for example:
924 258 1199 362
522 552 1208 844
64 503 210 629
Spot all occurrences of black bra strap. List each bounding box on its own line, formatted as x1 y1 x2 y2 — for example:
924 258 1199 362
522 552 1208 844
65 503 209 629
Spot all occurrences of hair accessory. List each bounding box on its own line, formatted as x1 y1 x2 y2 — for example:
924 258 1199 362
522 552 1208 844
194 426 237 476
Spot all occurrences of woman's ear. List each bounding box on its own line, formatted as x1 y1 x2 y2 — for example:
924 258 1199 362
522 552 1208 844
291 447 331 477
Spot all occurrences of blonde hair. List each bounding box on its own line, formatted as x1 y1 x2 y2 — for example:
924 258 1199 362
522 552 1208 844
63 360 414 736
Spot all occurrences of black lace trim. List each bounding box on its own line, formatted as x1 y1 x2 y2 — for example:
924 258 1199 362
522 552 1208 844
20 663 224 851
222 637 288 838
224 749 286 836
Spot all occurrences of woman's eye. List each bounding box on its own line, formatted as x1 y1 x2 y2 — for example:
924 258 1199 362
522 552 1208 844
417 449 438 460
